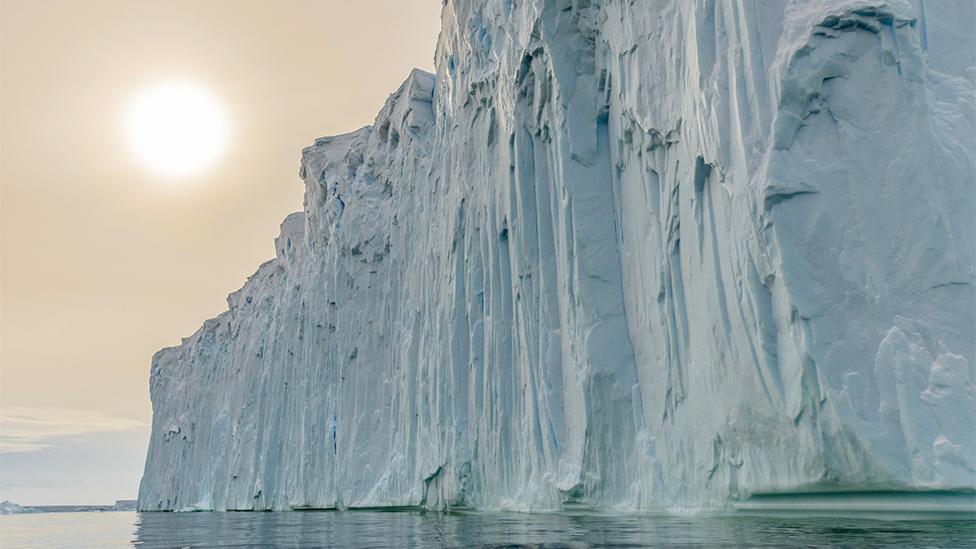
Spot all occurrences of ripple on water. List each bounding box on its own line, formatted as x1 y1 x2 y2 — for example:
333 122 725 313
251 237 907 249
1 510 973 548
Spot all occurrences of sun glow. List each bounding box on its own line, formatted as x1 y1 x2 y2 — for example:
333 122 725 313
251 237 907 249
126 82 229 178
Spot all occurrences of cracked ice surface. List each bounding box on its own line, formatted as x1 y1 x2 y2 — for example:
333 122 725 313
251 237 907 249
139 0 975 512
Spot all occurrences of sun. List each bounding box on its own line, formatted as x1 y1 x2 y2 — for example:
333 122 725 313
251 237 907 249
126 82 229 178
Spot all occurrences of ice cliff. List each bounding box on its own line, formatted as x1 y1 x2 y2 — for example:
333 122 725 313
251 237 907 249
139 0 976 512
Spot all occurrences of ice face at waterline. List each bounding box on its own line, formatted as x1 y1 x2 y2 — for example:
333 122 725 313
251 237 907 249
139 0 975 512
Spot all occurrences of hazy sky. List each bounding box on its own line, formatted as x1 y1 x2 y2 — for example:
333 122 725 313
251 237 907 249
0 0 442 505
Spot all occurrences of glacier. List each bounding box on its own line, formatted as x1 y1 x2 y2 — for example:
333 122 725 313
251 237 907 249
139 0 976 512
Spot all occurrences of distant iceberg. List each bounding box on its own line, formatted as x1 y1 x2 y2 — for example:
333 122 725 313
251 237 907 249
139 0 975 512
0 501 35 515
112 500 137 511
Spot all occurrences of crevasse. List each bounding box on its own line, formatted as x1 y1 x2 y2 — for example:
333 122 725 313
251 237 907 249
139 0 976 513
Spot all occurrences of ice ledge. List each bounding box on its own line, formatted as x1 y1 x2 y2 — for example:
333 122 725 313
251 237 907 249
733 490 976 519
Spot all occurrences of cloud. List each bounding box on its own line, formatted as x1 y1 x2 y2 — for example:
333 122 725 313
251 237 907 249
0 407 146 453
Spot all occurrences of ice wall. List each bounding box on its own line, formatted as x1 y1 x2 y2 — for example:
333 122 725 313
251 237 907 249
139 0 975 512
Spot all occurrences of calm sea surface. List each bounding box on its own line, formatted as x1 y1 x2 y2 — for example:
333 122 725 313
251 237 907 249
1 510 973 548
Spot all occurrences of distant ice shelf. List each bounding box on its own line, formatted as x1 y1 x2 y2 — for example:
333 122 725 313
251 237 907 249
139 0 976 513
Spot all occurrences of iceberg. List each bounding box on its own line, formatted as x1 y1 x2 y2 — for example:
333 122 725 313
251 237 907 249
0 501 35 515
139 0 975 512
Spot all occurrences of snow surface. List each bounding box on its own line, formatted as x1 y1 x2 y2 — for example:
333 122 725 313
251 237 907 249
139 0 975 512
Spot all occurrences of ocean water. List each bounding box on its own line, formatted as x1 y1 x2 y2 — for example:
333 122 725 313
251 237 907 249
0 510 973 548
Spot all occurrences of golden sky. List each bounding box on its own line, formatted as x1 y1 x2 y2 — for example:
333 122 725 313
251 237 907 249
0 0 442 504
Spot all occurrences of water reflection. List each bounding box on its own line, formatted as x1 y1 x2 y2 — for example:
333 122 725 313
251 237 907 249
132 509 976 548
